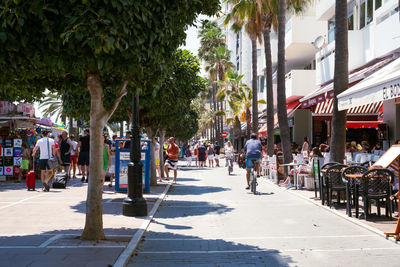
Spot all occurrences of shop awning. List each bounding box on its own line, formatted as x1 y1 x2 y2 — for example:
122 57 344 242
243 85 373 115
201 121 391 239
314 99 383 115
259 100 301 137
346 121 382 129
338 56 400 111
300 57 394 109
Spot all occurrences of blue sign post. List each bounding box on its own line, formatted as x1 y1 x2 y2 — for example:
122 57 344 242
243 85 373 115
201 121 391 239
115 139 151 193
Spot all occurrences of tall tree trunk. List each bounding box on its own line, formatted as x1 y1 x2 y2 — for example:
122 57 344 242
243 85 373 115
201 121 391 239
68 116 73 135
251 39 258 135
146 128 157 186
212 83 218 143
277 0 292 164
119 122 124 138
263 26 274 156
159 129 166 178
330 0 348 163
82 73 106 241
246 108 251 140
81 72 127 241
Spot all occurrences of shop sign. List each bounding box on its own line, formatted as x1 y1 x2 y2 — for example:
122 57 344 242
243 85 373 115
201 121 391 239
17 103 35 116
301 93 326 108
0 101 16 114
35 118 54 126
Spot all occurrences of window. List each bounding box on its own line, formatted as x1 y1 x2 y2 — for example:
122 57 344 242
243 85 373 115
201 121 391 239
375 0 382 10
348 13 354 30
328 19 335 43
259 76 265 93
348 1 355 30
360 1 366 29
367 0 373 25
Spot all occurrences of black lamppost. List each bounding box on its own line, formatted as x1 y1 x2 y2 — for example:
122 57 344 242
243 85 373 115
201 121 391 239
123 91 147 216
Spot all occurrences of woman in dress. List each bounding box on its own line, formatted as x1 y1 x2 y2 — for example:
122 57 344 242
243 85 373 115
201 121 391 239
224 141 235 169
102 135 111 188
207 144 215 168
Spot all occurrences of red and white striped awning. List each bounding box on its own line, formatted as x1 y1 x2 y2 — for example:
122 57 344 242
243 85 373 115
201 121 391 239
313 99 383 115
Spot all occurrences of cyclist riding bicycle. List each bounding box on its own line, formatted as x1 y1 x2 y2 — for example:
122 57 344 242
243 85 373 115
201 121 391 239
224 141 235 173
244 133 262 190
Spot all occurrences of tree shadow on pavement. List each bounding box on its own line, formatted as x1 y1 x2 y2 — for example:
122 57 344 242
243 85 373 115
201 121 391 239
0 227 142 267
151 219 193 230
132 231 294 266
167 184 231 196
155 200 234 219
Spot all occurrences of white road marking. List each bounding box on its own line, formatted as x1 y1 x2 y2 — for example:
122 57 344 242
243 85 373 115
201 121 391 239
0 193 46 210
39 234 63 248
144 234 378 241
0 245 126 249
138 247 400 254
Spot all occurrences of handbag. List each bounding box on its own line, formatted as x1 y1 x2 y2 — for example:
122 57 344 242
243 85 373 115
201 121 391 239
47 138 59 169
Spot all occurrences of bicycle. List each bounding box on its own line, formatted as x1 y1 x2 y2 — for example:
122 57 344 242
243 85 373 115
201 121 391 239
250 159 258 195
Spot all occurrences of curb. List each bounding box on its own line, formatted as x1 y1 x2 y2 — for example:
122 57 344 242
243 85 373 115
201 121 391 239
265 179 399 245
113 182 172 267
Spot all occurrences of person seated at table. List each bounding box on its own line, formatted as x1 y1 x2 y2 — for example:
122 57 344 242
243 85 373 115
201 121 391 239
371 142 383 154
350 141 358 153
345 142 352 153
278 153 314 187
361 140 370 152
319 143 330 153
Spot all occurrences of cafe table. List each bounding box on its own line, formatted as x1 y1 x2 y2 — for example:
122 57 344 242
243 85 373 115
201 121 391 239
281 162 302 189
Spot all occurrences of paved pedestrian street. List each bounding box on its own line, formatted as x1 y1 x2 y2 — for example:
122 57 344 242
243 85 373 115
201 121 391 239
129 165 400 267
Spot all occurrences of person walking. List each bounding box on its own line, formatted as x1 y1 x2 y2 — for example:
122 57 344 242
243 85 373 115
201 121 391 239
102 134 111 188
164 137 180 184
78 129 90 183
58 130 73 177
194 143 199 167
153 138 162 182
18 144 31 182
197 143 206 168
214 141 221 167
207 144 215 168
32 131 55 192
69 135 78 179
185 144 192 167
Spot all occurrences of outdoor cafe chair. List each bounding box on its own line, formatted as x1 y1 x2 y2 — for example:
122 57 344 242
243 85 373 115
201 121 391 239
360 169 393 220
325 164 348 208
320 162 341 205
341 166 368 218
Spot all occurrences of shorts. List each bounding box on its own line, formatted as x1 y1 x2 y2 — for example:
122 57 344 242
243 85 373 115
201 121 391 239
198 154 206 162
21 159 29 170
108 165 115 174
70 155 77 165
155 158 160 166
39 159 50 170
61 153 71 165
208 155 214 161
246 157 260 170
78 151 90 166
165 159 178 170
215 154 220 160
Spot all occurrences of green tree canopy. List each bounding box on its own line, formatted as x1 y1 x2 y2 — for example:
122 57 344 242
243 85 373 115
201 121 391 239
0 0 220 241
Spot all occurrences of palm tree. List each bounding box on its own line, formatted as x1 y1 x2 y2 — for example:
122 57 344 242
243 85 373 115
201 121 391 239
276 0 311 164
39 92 67 125
276 0 292 164
225 0 263 137
330 1 348 163
217 71 266 141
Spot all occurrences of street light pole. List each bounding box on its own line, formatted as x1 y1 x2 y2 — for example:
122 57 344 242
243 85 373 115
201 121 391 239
123 91 147 217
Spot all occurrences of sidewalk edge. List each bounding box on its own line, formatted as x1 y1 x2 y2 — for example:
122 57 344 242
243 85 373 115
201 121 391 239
265 179 399 245
113 183 171 267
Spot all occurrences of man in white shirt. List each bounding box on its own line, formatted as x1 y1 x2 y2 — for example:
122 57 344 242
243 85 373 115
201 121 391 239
69 135 78 179
32 130 56 192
